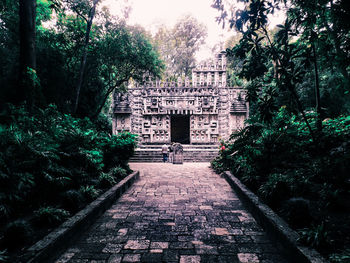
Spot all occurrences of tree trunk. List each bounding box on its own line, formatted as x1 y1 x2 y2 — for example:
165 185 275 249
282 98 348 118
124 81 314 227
93 90 113 118
73 0 100 114
311 41 322 132
19 0 37 109
93 78 128 118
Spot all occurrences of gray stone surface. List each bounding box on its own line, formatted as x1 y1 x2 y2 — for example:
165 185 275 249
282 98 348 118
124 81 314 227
222 171 328 263
130 145 219 163
112 52 248 145
55 163 289 263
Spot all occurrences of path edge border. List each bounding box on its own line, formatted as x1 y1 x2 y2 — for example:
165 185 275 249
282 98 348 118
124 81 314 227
22 171 140 263
221 171 329 263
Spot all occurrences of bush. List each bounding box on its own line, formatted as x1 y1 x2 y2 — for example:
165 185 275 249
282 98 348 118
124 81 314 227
3 220 33 250
33 207 70 226
109 166 127 179
258 173 291 207
93 113 112 133
211 109 350 258
298 223 330 250
0 104 137 254
329 249 350 263
79 185 101 202
103 132 137 171
98 173 117 189
0 104 137 215
319 183 342 210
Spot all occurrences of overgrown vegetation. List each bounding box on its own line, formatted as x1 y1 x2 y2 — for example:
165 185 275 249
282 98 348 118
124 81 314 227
212 0 350 260
212 106 350 260
0 0 163 116
0 105 137 258
0 1 160 260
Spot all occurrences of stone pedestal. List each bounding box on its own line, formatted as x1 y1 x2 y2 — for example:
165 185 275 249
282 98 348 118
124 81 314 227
173 143 183 164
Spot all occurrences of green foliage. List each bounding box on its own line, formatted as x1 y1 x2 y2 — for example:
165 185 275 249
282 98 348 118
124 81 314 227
97 166 127 189
212 107 350 256
103 132 137 172
152 15 207 78
319 184 342 210
329 249 350 263
33 206 70 226
0 105 137 250
212 0 350 258
108 166 128 179
298 223 330 250
258 173 291 207
79 185 101 202
1 0 163 116
93 113 112 133
98 173 116 189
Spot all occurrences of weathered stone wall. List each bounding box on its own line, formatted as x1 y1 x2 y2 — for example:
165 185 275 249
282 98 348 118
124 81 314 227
112 52 248 145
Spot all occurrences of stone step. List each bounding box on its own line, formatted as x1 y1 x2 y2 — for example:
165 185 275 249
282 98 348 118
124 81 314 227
137 144 219 150
130 147 219 162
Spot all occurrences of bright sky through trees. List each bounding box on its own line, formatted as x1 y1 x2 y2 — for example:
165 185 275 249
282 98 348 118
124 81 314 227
104 0 285 59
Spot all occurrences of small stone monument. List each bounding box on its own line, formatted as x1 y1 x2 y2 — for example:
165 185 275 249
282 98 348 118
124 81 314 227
172 143 184 164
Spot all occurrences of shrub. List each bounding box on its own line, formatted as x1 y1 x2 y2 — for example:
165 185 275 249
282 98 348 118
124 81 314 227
298 222 331 250
79 185 101 202
258 173 291 207
109 166 127 179
319 183 342 210
33 206 70 226
3 220 33 250
98 173 116 189
93 113 112 133
0 104 137 254
210 156 225 174
329 249 350 263
103 132 137 171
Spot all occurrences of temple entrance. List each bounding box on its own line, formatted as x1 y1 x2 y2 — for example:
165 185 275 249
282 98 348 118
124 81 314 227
171 115 190 144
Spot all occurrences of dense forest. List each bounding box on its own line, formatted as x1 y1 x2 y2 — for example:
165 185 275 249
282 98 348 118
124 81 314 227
0 0 163 261
211 0 350 262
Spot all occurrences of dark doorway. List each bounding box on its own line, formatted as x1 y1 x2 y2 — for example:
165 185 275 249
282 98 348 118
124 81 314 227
171 115 190 144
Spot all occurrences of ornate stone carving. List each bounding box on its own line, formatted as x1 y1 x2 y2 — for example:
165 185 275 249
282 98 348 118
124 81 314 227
112 52 248 144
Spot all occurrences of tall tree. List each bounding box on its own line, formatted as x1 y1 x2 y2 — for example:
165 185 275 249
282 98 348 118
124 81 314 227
19 0 37 109
72 0 100 114
153 15 207 79
87 24 164 118
172 15 207 77
212 0 350 139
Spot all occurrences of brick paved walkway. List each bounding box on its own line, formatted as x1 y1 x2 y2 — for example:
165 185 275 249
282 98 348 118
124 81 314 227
55 163 289 263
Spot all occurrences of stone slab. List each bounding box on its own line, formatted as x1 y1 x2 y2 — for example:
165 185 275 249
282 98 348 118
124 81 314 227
54 163 290 263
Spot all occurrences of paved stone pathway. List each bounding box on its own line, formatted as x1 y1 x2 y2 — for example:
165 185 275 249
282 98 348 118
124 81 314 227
55 163 289 263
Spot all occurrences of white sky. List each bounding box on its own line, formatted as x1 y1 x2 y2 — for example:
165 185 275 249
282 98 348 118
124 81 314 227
103 0 285 60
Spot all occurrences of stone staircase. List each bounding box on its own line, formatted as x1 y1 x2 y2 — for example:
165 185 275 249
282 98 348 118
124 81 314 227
129 144 219 162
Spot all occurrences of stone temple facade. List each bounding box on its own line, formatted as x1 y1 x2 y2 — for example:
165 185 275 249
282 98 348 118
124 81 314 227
112 51 248 145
